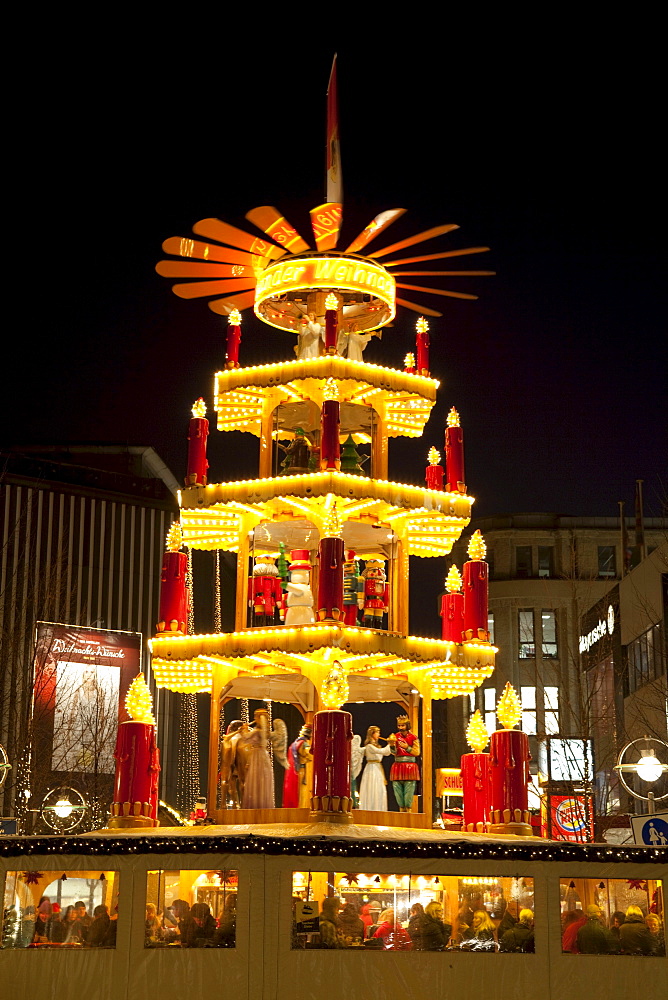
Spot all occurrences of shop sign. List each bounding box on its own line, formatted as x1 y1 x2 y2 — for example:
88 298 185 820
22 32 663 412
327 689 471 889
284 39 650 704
548 794 593 842
579 604 615 654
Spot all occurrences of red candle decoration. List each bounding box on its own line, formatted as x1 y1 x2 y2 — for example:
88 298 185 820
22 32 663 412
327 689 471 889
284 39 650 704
320 378 341 470
404 352 416 375
444 406 466 493
461 711 490 832
225 308 242 369
462 530 489 641
311 708 353 820
425 446 444 490
324 292 339 355
488 683 532 836
157 523 188 634
109 675 160 829
186 398 209 487
440 565 465 642
317 505 344 620
415 316 430 375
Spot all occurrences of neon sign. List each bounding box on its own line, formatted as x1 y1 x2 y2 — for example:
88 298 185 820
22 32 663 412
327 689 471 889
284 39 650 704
579 604 615 654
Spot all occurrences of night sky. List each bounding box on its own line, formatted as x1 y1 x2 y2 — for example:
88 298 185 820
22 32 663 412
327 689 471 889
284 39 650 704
5 36 665 523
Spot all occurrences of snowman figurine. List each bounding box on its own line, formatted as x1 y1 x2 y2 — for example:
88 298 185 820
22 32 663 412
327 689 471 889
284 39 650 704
284 549 315 626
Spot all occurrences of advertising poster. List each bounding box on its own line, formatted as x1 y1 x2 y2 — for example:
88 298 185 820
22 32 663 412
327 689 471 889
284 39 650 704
32 623 141 789
547 794 594 842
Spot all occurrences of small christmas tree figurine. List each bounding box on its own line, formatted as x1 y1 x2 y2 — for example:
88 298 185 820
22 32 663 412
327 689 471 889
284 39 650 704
340 435 365 475
126 674 156 726
466 709 489 753
496 681 522 730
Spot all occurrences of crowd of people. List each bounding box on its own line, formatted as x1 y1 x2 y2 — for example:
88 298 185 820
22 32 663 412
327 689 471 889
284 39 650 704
562 904 665 956
300 897 535 952
13 897 116 947
144 894 236 948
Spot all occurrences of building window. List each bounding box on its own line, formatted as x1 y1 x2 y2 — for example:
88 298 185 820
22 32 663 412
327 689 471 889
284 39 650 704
537 546 554 578
516 546 532 579
541 611 558 658
544 687 560 735
597 546 616 578
484 687 496 735
560 877 665 955
1 870 120 948
627 623 664 694
518 610 535 658
144 869 238 947
521 686 537 735
487 612 495 644
291 872 536 952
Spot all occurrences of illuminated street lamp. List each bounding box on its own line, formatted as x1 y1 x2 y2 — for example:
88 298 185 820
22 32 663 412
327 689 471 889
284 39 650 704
614 737 668 814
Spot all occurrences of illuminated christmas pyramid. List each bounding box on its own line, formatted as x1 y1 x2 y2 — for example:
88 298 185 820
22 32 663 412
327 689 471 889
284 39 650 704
149 65 497 826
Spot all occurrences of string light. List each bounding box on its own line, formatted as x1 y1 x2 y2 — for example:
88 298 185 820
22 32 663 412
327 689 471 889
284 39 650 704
447 406 460 428
214 550 222 632
192 398 207 419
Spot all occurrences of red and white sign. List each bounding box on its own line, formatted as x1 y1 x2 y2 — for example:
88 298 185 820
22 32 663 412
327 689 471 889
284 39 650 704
545 794 594 842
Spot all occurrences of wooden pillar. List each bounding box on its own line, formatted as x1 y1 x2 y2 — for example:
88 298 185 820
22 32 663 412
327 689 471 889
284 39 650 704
371 407 388 481
393 534 409 635
259 402 274 479
421 687 433 821
208 673 222 813
235 518 250 631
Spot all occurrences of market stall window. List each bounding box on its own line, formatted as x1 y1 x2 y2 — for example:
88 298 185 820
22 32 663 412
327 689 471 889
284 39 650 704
291 872 535 952
1 870 119 949
560 877 664 955
144 869 238 948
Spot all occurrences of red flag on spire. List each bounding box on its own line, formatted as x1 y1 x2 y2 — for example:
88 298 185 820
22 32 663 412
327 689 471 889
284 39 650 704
326 55 342 204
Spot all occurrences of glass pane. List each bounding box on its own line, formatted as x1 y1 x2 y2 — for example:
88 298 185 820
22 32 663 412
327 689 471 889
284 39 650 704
291 872 535 952
484 688 496 711
521 686 536 709
598 546 616 578
487 612 495 643
560 877 664 955
1 871 119 948
537 546 554 578
541 611 558 657
144 870 237 948
519 610 535 658
522 710 537 735
516 547 532 579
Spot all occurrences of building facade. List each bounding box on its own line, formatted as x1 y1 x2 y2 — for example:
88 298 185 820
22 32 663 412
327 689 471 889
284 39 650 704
0 446 179 820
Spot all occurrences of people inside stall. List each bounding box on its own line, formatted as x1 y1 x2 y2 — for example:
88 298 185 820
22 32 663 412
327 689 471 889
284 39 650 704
338 902 365 945
87 905 114 948
372 908 411 950
500 908 535 953
645 913 665 955
407 903 426 950
562 910 586 953
319 896 343 948
619 905 653 955
461 909 496 950
171 899 196 947
214 894 237 947
420 901 451 951
190 902 217 945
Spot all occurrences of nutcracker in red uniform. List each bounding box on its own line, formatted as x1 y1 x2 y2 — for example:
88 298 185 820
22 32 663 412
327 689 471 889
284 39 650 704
225 308 242 369
461 710 490 833
310 707 353 822
109 674 160 828
415 316 430 376
361 559 388 628
488 683 533 837
186 398 209 486
157 522 189 634
388 714 421 812
342 549 364 626
440 564 465 642
248 555 284 626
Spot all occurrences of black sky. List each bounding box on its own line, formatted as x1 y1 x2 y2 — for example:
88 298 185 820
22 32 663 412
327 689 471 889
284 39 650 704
5 31 665 521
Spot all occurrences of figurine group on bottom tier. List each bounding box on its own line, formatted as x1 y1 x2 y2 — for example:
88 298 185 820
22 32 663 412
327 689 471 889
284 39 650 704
353 715 421 813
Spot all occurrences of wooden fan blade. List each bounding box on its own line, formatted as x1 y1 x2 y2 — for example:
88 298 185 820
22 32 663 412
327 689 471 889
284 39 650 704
345 208 406 253
162 236 264 267
367 224 459 259
245 206 311 253
384 247 490 266
310 203 343 251
208 291 257 315
157 261 256 279
172 278 256 299
396 282 478 300
396 297 443 317
391 270 495 277
193 218 286 260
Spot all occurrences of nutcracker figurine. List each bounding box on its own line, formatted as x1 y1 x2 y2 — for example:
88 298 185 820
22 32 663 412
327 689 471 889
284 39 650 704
388 714 421 812
284 550 315 625
248 556 284 626
361 559 388 628
342 550 364 626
